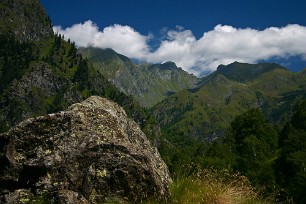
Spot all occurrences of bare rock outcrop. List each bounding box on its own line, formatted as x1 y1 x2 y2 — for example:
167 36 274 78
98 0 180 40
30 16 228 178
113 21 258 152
0 96 171 203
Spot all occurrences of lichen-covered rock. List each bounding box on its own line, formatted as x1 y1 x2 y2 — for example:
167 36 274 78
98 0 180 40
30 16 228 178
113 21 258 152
0 96 172 203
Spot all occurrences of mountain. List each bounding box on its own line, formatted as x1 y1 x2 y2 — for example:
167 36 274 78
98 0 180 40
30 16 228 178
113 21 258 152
79 47 200 107
0 0 156 142
152 62 306 140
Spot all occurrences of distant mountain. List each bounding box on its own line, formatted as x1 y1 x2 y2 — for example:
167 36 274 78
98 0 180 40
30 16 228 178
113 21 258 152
152 62 306 140
79 47 200 107
214 62 287 82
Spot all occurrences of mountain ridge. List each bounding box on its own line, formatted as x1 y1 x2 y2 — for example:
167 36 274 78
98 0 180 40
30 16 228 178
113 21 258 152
215 61 287 83
79 47 200 107
152 62 306 140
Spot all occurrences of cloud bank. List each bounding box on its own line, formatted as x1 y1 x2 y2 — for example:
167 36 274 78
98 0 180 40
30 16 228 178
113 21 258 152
54 21 306 76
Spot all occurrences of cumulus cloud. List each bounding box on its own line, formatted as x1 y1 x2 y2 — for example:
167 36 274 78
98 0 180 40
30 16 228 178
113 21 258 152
54 20 150 59
54 22 306 76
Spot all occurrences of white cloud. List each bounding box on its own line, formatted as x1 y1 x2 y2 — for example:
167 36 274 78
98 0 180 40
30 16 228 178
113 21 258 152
54 22 306 76
54 20 150 59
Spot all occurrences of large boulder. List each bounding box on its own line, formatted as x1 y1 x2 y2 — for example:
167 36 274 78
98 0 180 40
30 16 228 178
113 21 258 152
0 96 172 203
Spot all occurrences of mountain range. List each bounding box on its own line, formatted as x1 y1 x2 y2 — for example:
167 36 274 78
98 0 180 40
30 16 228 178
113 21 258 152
77 46 306 140
152 62 306 139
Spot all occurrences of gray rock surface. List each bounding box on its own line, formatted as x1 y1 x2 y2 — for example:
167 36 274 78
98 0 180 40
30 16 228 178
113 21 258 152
0 96 171 203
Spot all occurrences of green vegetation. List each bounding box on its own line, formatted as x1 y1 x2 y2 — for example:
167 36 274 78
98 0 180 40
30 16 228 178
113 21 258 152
277 100 306 203
158 101 306 203
0 34 35 92
227 109 278 189
151 63 305 203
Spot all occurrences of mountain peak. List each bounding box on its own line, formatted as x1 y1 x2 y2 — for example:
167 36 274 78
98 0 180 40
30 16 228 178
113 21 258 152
162 61 177 69
79 47 131 63
149 61 178 71
216 62 287 82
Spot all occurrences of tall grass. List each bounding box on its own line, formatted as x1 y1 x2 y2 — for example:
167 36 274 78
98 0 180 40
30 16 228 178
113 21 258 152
168 167 271 204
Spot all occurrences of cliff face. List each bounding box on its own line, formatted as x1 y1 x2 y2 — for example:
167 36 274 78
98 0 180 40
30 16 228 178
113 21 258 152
0 0 53 41
0 61 74 128
0 96 172 203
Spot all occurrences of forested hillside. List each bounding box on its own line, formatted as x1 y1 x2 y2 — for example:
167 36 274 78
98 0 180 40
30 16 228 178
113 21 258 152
158 100 306 203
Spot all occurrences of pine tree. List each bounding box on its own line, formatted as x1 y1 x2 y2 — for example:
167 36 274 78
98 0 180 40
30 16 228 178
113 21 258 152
227 109 278 188
278 100 306 203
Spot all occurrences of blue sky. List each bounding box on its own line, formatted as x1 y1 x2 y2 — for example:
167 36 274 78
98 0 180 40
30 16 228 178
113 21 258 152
41 0 306 76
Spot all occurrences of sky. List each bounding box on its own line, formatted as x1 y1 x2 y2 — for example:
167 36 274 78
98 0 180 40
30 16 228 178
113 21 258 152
41 0 306 76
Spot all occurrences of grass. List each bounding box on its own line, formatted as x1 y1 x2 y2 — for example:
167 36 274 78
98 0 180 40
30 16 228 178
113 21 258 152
172 169 263 204
145 167 272 204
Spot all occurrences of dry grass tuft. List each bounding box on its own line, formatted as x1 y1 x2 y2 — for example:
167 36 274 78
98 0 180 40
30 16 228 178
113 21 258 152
170 167 270 204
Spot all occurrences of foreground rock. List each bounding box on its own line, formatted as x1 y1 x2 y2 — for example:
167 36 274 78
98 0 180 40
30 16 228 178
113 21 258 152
0 96 172 203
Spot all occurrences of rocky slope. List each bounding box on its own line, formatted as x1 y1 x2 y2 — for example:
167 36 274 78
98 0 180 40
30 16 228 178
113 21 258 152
0 0 53 41
79 47 200 107
0 96 172 203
